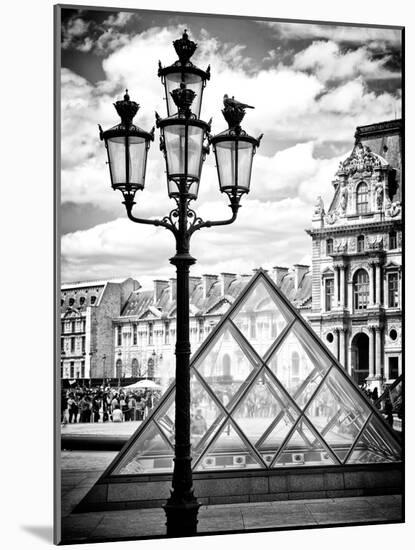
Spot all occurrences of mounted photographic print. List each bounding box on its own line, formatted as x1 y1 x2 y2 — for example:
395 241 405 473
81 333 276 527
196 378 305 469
55 3 404 545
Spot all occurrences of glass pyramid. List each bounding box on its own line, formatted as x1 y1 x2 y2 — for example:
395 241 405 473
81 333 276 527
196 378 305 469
95 270 401 479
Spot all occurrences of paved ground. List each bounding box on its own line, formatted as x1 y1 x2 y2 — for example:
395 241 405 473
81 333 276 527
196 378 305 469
59 450 403 544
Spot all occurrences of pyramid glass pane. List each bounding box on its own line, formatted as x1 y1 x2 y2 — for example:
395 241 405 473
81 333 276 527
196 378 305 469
273 418 338 467
194 323 256 409
233 371 297 447
347 415 401 464
257 398 300 461
112 421 174 474
194 420 263 471
155 376 224 460
231 279 293 357
305 368 371 461
268 321 332 408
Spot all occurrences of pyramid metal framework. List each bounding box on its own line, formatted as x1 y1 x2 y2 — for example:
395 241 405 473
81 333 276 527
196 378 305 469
99 270 401 478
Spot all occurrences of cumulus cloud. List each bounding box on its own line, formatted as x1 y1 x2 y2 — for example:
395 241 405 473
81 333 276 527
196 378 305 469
262 21 402 47
292 40 398 82
60 21 402 281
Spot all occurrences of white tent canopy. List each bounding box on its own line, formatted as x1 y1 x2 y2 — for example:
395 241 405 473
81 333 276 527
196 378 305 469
123 379 161 390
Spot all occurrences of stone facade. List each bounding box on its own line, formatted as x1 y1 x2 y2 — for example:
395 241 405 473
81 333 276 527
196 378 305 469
60 278 140 380
306 119 402 389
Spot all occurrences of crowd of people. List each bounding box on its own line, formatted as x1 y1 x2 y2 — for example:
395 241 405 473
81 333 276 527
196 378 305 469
61 384 162 424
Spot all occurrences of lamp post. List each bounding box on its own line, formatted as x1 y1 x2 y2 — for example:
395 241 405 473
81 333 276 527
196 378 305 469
99 30 261 536
102 354 106 387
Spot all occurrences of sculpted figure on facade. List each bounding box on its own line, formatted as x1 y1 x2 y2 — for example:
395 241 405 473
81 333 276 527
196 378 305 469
313 195 325 218
340 181 348 212
376 184 384 210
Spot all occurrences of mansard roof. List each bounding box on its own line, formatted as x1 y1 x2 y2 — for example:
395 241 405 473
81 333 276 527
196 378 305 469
120 268 312 320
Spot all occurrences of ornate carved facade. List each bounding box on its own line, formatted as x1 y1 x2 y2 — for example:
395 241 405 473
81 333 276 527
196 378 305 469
307 119 402 389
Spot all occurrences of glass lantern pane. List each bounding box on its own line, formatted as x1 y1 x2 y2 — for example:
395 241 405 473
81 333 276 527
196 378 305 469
231 278 293 358
128 135 147 186
273 418 338 467
305 368 371 461
164 124 204 181
187 125 204 180
107 136 126 185
215 141 236 191
112 421 174 474
268 321 332 408
347 415 401 464
194 420 263 471
233 371 294 446
165 72 204 118
236 141 254 191
194 323 258 409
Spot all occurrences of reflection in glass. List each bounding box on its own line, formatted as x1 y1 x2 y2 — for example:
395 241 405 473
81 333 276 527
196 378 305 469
231 279 293 357
268 321 331 408
273 418 337 467
234 371 297 450
194 324 256 409
113 421 174 474
347 415 401 464
194 420 262 471
306 368 370 461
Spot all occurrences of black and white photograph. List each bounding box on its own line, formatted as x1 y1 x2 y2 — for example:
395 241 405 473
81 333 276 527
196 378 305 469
54 2 404 545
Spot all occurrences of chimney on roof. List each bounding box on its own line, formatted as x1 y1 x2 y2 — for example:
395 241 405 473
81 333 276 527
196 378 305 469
220 273 236 296
272 266 289 286
153 280 169 304
293 264 309 291
168 278 176 302
202 274 218 299
189 276 202 296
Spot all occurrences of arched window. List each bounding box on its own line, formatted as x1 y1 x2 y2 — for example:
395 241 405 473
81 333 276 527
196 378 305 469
147 357 154 378
356 182 369 214
353 269 369 310
131 358 139 377
79 296 85 306
357 235 365 253
69 297 75 306
326 238 333 255
90 295 97 305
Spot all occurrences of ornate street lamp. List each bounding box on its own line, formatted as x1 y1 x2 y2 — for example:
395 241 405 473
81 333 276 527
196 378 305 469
99 30 262 536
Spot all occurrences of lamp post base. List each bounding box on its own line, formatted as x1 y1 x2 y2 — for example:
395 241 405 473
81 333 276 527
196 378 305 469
164 493 200 537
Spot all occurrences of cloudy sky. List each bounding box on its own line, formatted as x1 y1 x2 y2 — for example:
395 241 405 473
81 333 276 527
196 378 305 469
59 7 402 288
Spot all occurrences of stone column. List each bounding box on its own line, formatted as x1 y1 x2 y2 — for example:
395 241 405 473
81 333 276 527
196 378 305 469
339 266 345 308
339 328 347 369
333 329 339 361
347 342 353 377
347 280 353 311
333 267 339 308
375 265 382 305
368 327 375 378
368 263 375 306
375 326 382 378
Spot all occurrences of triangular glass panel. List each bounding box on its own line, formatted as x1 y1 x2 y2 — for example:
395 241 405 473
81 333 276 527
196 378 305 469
268 320 332 409
194 322 257 409
231 278 293 358
233 371 298 448
347 415 402 464
273 418 338 467
194 420 263 471
305 368 371 462
257 396 300 463
112 421 174 475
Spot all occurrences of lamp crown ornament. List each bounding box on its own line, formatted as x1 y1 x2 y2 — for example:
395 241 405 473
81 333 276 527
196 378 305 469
170 82 196 116
114 89 140 125
173 29 197 64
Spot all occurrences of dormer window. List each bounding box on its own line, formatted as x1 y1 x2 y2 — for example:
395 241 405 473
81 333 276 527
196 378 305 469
356 182 369 214
326 238 333 255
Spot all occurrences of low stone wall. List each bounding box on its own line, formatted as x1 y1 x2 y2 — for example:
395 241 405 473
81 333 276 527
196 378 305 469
75 463 403 512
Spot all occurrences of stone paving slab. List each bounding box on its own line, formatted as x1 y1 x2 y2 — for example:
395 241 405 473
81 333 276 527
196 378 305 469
60 494 403 544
